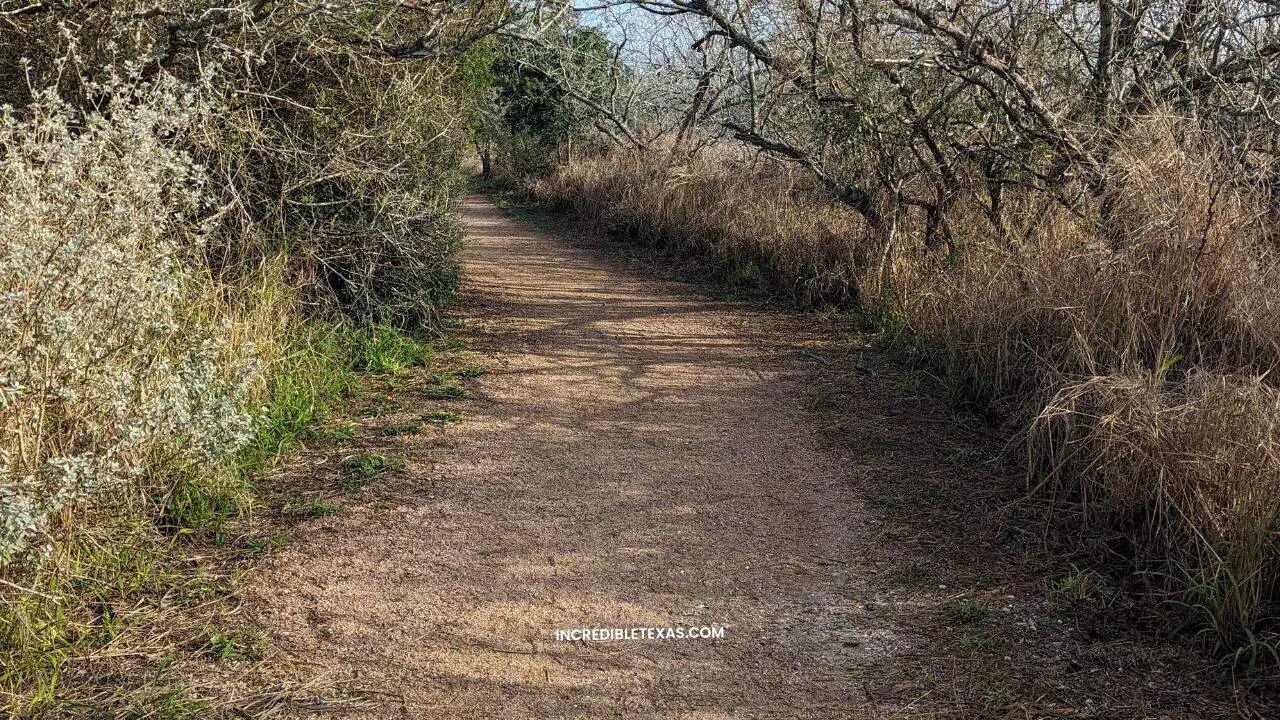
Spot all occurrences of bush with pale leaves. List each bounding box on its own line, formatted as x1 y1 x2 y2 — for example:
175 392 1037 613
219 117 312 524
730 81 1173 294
0 72 257 565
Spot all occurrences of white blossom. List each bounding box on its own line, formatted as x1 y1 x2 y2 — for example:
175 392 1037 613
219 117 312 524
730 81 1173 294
0 70 257 565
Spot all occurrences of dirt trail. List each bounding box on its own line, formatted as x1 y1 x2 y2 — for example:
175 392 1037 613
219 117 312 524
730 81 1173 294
236 195 1242 719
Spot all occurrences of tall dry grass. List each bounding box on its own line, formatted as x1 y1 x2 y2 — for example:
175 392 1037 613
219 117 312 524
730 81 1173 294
533 150 872 306
525 120 1280 666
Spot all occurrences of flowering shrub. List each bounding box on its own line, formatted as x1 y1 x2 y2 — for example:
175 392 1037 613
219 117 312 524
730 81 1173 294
0 70 257 566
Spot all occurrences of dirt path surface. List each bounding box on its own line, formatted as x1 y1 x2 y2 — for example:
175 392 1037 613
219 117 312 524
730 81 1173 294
235 194 1257 719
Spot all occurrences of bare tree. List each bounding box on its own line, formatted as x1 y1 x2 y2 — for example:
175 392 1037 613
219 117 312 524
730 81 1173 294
547 0 1280 253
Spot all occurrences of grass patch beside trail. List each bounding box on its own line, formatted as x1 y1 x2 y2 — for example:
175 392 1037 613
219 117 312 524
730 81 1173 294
421 410 464 427
339 453 405 491
0 321 451 718
424 371 471 399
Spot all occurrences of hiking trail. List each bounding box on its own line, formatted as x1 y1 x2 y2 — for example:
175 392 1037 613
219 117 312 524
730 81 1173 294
230 194 1227 719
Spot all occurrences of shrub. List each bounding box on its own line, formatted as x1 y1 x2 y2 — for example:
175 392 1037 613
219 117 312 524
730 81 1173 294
210 57 465 327
0 6 479 710
0 69 256 566
1033 374 1280 655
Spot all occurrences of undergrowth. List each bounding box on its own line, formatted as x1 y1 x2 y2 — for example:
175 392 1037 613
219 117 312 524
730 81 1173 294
0 4 480 715
0 321 442 717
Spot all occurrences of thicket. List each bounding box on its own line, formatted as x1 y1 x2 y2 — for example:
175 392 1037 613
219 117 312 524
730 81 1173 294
500 0 1280 672
0 2 505 712
472 25 617 182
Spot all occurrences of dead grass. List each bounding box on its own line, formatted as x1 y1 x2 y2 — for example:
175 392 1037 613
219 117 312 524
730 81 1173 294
532 150 872 306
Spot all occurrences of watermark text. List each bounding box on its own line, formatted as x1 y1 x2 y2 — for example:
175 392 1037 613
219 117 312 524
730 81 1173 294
555 626 726 642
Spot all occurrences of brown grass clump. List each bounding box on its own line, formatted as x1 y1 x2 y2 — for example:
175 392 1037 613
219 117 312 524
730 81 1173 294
519 119 1280 666
901 121 1279 412
1033 374 1280 662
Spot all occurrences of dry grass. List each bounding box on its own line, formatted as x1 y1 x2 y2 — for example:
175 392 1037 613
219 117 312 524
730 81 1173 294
1033 374 1280 657
521 120 1280 668
533 150 872 306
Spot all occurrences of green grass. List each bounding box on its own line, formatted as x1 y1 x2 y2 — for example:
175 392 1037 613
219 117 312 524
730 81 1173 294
867 488 908 508
945 598 989 624
377 422 422 437
0 320 456 714
307 421 356 443
339 453 404 491
118 686 209 719
1048 565 1117 612
239 323 360 470
425 372 470 399
726 261 764 290
0 516 237 715
357 393 412 418
1175 569 1280 674
241 322 439 467
201 626 264 662
426 385 469 399
282 497 344 519
421 410 463 426
241 533 285 558
348 325 436 375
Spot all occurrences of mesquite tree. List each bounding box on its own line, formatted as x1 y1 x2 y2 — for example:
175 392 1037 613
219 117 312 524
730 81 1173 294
544 0 1280 262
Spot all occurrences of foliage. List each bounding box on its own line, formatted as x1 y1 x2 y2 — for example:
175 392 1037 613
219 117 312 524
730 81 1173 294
204 53 467 327
339 453 403 491
0 68 256 567
0 0 499 708
494 53 574 143
484 26 619 181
